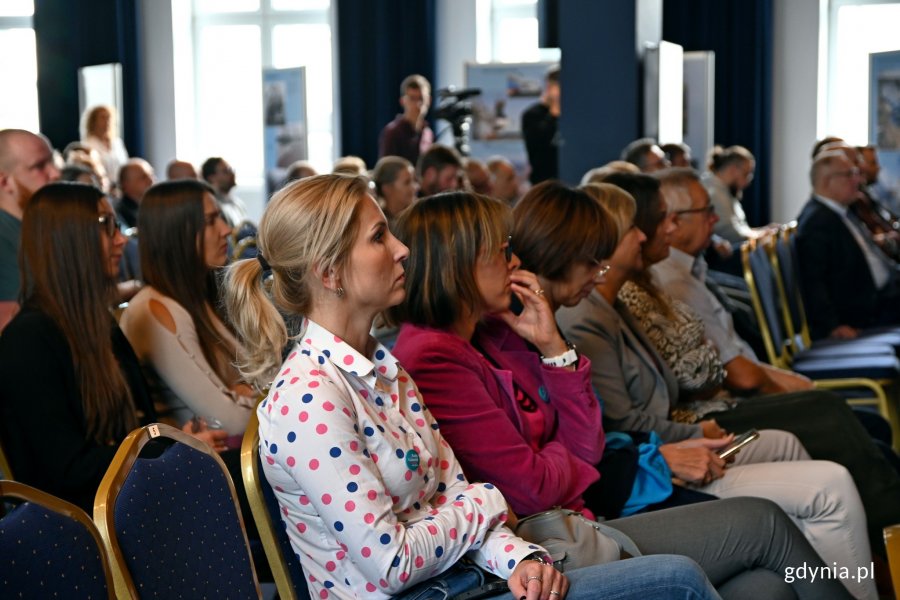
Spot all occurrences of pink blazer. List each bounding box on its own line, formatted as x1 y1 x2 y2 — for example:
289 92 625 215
394 317 604 517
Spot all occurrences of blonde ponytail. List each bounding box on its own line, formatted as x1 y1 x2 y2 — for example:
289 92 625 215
224 257 288 391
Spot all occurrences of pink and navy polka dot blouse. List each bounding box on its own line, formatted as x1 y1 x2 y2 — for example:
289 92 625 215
258 320 542 599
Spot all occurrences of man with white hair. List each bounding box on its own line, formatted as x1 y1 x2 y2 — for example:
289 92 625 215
0 129 61 331
796 151 900 340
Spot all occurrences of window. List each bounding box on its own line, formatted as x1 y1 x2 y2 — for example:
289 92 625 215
476 0 559 64
0 1 38 132
192 0 336 189
822 0 900 143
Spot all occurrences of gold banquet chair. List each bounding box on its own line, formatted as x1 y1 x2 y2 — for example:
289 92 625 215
241 408 311 600
94 423 262 599
1 480 115 599
742 234 900 447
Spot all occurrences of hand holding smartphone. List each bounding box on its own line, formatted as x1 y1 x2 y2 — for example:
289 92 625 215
717 429 759 459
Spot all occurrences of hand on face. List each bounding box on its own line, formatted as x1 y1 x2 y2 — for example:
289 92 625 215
496 269 568 358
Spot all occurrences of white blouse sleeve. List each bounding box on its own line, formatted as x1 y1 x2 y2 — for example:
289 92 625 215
120 290 254 434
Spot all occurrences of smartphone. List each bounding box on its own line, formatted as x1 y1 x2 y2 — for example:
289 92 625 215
717 429 760 459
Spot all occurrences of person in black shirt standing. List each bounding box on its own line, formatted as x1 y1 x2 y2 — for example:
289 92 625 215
521 65 560 185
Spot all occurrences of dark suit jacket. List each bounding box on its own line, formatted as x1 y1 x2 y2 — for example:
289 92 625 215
795 196 880 339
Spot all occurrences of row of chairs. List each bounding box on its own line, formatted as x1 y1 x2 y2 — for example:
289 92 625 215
740 223 900 450
1 415 309 599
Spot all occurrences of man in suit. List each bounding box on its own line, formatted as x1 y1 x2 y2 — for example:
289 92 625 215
796 151 900 340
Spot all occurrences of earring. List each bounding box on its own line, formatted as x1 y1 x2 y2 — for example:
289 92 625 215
336 287 345 298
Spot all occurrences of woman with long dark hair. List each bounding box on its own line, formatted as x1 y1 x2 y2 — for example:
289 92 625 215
120 179 255 437
0 182 226 511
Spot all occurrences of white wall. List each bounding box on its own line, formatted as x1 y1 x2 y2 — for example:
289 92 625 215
138 0 176 176
435 0 478 146
771 0 820 223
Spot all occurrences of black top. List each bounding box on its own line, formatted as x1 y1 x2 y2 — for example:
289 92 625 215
521 102 559 185
0 306 156 511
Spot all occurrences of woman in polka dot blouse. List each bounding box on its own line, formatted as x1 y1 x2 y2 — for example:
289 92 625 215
389 189 854 600
223 175 721 600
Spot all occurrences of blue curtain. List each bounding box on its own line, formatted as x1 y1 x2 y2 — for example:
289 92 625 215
663 0 774 225
33 0 144 157
336 0 437 168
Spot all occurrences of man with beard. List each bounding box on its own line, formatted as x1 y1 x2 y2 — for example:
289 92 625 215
0 129 60 332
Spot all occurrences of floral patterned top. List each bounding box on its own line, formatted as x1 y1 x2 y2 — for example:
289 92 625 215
258 320 542 599
618 281 726 394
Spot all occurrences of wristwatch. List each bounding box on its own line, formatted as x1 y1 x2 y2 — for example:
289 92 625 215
540 342 578 368
523 551 554 565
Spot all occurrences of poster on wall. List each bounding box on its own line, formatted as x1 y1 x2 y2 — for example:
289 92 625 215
464 61 556 178
263 67 308 198
869 50 900 211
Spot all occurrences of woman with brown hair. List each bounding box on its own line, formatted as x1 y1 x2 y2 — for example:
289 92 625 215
120 179 255 438
389 186 854 599
0 182 227 511
372 155 418 225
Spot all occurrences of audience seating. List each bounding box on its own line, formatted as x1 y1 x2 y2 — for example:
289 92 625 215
0 436 12 480
742 233 900 447
0 480 115 599
241 409 311 600
94 423 262 599
777 223 900 356
885 524 900 598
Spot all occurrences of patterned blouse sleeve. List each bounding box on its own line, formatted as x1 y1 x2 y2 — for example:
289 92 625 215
618 283 725 392
261 367 539 596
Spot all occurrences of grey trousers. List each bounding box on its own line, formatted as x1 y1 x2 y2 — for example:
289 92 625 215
605 497 853 600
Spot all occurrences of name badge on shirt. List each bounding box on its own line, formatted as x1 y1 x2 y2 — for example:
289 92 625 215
405 449 420 471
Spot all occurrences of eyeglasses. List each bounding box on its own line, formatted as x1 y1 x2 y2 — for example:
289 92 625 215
98 214 122 238
675 204 716 218
830 168 860 179
504 235 513 262
592 260 612 282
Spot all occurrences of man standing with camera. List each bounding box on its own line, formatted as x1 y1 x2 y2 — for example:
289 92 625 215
379 74 434 164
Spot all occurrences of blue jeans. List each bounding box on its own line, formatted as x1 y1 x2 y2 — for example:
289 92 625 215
500 556 721 600
393 555 720 600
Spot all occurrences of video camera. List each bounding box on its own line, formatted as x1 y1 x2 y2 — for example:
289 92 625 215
432 87 481 156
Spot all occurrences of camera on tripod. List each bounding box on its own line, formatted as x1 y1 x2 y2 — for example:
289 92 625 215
432 86 481 156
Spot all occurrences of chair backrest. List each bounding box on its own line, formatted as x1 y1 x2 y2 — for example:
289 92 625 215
0 434 13 480
741 234 792 368
94 424 262 599
775 223 814 351
885 524 900 598
1 480 115 599
241 409 311 600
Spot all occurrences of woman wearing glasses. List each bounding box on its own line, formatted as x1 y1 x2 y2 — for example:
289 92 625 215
390 185 853 599
0 183 227 511
555 177 874 599
223 175 725 600
120 180 255 440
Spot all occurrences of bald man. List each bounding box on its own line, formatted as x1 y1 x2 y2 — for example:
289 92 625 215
0 129 61 331
166 159 198 180
117 158 156 229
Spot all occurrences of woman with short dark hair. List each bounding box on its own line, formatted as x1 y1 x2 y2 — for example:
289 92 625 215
391 186 853 599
